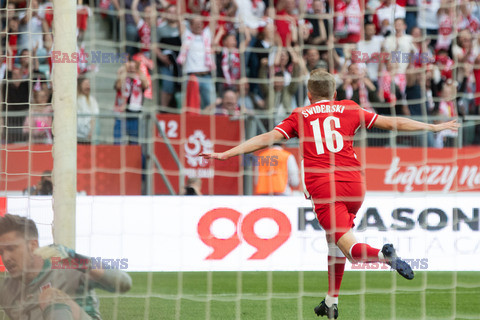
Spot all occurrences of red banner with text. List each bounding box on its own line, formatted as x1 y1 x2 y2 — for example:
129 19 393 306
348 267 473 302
361 147 480 192
155 114 243 195
283 146 480 193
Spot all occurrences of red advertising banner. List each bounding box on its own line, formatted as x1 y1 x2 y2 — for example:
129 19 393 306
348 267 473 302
0 145 142 195
284 146 480 192
361 147 480 192
155 114 243 195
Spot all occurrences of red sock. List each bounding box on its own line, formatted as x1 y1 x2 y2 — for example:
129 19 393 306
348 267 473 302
350 243 381 262
327 256 346 297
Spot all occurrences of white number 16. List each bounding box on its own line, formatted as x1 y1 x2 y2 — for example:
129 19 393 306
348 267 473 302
310 116 344 154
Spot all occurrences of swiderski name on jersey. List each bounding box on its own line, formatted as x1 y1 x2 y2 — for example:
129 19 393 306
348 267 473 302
302 104 346 118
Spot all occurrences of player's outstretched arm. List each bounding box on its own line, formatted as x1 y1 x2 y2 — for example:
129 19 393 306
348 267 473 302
373 115 460 133
200 130 285 160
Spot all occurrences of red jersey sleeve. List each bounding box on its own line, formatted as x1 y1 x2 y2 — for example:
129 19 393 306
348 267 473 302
274 111 298 139
360 108 378 129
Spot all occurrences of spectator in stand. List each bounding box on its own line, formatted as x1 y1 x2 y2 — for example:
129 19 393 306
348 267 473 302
1 3 17 32
17 47 44 81
334 0 362 46
219 33 242 92
373 0 406 36
255 143 300 196
22 89 52 144
436 1 454 51
300 49 327 106
356 22 384 85
237 79 265 111
305 0 328 46
452 29 479 83
17 0 49 57
336 63 380 109
234 0 264 36
77 0 90 43
247 20 279 96
210 88 241 116
77 77 99 144
404 0 417 33
259 47 302 128
23 170 53 195
405 59 436 146
304 49 325 74
377 57 409 116
405 57 425 117
177 15 216 110
424 63 442 114
113 59 149 144
1 67 29 143
132 0 154 58
156 4 181 109
382 18 415 92
99 0 121 42
186 0 210 15
433 79 458 147
416 0 440 48
3 15 19 58
435 48 454 82
275 0 298 46
472 54 480 144
457 55 480 117
124 0 151 57
457 0 480 34
250 0 266 22
410 26 434 66
213 0 239 46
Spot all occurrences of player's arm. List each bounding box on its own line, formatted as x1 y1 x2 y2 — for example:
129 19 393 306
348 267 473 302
373 115 459 133
88 268 132 293
200 130 285 160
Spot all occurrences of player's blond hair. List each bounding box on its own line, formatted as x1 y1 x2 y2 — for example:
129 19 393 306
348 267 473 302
308 69 336 100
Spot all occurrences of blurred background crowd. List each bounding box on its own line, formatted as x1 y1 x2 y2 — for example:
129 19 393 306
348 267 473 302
1 0 480 147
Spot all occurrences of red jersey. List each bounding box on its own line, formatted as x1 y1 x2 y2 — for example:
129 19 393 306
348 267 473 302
274 99 377 195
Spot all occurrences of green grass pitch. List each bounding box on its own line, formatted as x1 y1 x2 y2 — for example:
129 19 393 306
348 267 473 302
99 271 480 319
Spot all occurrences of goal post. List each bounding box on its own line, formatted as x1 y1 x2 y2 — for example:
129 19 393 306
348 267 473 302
52 0 77 248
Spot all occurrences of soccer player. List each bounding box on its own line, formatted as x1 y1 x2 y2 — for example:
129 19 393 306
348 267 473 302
0 214 132 320
200 69 459 319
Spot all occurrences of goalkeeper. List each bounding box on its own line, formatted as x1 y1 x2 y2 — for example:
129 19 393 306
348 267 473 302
0 214 132 320
201 69 459 319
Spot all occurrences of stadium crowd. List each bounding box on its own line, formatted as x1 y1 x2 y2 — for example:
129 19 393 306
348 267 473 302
1 0 480 146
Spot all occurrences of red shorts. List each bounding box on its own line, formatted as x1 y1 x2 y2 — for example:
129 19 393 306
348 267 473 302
309 181 365 243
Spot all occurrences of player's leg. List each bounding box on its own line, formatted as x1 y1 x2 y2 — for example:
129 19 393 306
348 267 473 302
313 202 350 319
333 182 387 262
318 234 346 319
39 288 92 320
335 182 415 279
336 230 382 262
336 231 414 279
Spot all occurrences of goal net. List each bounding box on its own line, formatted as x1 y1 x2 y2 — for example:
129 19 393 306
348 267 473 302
1 0 480 319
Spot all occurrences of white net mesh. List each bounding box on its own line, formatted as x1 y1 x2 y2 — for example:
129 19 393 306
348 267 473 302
0 0 479 319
